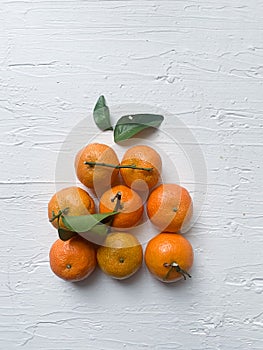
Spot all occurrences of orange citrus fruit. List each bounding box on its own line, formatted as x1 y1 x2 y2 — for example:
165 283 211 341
75 143 119 192
145 233 194 283
97 232 143 279
48 186 95 231
99 185 144 229
147 183 192 233
120 145 162 191
49 236 97 282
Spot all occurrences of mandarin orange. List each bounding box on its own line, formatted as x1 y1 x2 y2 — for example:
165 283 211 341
120 145 162 191
97 232 143 279
99 185 144 229
48 186 95 231
147 183 192 233
49 236 97 282
145 233 194 283
75 143 119 193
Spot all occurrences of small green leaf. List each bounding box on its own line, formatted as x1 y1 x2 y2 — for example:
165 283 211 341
114 114 164 143
93 95 113 131
58 229 77 241
61 212 118 233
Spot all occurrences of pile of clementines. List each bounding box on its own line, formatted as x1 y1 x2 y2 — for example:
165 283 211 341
48 143 194 283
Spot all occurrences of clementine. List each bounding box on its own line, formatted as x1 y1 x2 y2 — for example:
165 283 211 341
147 183 192 233
97 232 143 279
145 233 193 282
99 185 143 229
120 145 162 191
48 186 95 231
49 236 97 282
75 143 119 192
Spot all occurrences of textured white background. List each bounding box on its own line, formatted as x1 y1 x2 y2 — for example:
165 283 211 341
1 1 263 349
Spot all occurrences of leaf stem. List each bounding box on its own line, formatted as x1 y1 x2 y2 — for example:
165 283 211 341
84 161 153 172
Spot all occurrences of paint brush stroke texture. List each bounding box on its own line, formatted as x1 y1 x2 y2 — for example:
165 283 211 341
0 1 262 349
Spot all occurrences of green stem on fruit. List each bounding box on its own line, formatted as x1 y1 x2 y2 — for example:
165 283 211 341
49 207 69 228
84 161 153 172
163 261 191 281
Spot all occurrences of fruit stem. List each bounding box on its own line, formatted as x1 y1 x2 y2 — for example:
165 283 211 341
84 161 153 172
49 207 69 228
163 261 191 281
107 192 122 233
111 191 123 211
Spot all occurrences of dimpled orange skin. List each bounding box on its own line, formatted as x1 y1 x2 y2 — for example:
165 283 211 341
75 143 119 190
99 185 144 229
48 186 95 231
49 236 97 282
147 184 193 233
97 232 143 279
120 145 162 191
145 233 194 283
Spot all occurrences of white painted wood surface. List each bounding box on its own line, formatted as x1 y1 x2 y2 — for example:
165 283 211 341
1 1 262 349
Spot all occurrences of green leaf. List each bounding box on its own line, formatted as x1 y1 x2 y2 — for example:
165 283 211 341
78 224 108 242
88 224 108 235
93 95 113 131
58 229 77 241
77 225 108 245
61 212 117 233
114 114 164 142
